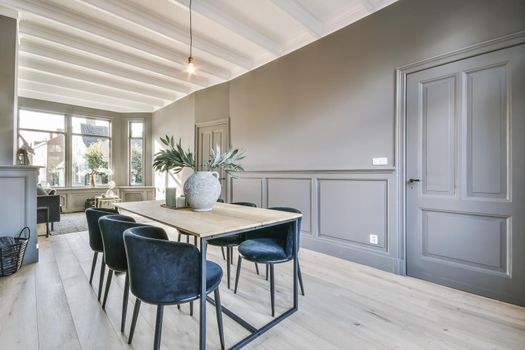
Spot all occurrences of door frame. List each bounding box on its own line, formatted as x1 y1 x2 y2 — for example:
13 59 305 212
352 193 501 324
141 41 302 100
194 118 231 199
394 31 525 275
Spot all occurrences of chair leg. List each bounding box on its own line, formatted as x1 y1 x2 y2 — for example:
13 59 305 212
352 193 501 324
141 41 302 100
190 301 194 316
128 299 141 344
214 288 225 350
102 269 113 310
89 252 98 285
153 305 164 350
226 246 231 289
298 261 305 296
221 247 226 260
255 263 259 275
51 222 54 231
121 273 130 332
98 260 106 302
234 256 243 294
266 264 269 281
270 264 275 317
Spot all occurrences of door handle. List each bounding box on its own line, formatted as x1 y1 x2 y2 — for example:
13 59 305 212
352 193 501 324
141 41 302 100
408 178 420 184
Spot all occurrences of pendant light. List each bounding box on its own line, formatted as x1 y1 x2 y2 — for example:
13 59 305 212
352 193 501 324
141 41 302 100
186 0 195 74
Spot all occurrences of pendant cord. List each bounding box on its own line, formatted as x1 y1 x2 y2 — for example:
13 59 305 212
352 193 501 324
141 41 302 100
189 0 193 58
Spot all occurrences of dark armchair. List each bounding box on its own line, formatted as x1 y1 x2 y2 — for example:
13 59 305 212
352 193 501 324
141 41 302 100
37 194 61 236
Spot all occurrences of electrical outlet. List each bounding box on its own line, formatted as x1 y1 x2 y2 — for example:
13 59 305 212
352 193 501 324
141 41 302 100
369 234 378 245
372 157 388 166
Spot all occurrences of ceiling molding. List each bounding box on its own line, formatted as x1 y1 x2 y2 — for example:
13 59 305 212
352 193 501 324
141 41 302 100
18 79 155 112
18 54 179 101
19 20 209 88
168 0 282 56
19 38 191 94
18 89 141 113
18 68 166 107
270 0 323 38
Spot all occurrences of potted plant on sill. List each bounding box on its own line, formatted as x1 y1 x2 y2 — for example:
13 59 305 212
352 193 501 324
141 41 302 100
83 141 112 187
153 135 245 212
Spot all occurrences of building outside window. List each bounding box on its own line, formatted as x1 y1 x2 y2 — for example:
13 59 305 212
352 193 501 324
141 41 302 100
71 116 112 187
129 121 144 185
18 110 66 187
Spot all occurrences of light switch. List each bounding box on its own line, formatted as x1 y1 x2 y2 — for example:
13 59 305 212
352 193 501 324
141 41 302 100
372 157 388 166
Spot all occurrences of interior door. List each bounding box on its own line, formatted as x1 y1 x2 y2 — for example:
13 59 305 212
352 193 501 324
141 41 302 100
196 120 229 201
406 44 525 306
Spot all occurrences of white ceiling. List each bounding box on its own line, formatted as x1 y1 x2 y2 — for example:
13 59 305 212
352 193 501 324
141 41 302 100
1 0 397 113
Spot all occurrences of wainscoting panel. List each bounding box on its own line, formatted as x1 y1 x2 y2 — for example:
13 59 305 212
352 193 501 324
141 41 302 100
231 177 263 207
267 178 312 234
422 210 508 273
231 170 397 272
318 179 387 250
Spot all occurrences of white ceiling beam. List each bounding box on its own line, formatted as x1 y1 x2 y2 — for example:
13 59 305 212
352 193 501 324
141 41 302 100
79 0 253 69
0 0 230 80
18 89 141 113
19 38 191 94
168 0 282 56
19 20 209 88
18 54 179 101
18 68 166 107
270 0 323 38
18 79 155 112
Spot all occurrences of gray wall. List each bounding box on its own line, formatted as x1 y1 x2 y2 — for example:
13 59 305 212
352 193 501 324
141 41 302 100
153 0 525 272
19 97 153 187
152 94 195 198
0 13 17 165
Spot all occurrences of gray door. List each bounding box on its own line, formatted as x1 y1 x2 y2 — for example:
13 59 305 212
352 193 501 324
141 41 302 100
196 120 229 201
406 44 525 306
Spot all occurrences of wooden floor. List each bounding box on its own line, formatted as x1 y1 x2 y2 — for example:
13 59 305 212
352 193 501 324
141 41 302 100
1 227 524 350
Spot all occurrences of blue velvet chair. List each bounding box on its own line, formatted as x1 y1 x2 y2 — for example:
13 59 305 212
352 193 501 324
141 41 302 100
124 226 225 350
234 207 305 316
98 214 149 333
208 201 257 289
85 207 119 301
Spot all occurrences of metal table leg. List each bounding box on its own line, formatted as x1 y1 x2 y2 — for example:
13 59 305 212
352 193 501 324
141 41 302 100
200 238 208 350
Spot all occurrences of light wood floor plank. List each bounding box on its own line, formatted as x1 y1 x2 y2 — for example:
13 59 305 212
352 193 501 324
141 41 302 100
1 230 524 350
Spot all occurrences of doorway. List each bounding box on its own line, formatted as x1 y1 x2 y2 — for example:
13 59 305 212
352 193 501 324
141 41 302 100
195 119 230 202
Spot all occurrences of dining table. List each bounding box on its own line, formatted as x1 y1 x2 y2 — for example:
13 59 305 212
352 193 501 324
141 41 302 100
115 199 302 350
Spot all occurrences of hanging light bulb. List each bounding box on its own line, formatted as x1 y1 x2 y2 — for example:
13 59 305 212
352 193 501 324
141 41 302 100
186 0 195 75
187 56 195 74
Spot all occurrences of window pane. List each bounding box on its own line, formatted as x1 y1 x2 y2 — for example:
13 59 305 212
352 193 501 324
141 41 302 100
72 136 111 187
130 122 143 138
19 130 65 187
72 116 110 137
130 139 143 185
19 110 65 132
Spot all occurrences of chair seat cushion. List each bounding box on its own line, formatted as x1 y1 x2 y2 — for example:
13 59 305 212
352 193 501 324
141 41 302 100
208 234 243 247
205 260 223 292
238 238 287 263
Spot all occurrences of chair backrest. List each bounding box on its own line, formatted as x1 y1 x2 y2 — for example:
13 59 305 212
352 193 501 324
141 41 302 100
232 201 257 207
124 228 203 305
270 207 302 258
85 208 119 252
98 214 146 272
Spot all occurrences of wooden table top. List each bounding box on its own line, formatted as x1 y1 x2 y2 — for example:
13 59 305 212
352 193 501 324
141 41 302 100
115 200 301 238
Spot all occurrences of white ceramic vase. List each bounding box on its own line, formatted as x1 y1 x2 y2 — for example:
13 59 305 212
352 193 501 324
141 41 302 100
183 171 221 211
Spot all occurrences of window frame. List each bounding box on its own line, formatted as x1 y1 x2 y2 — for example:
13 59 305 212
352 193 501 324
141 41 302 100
17 109 114 188
70 115 112 188
17 108 67 188
128 120 145 186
